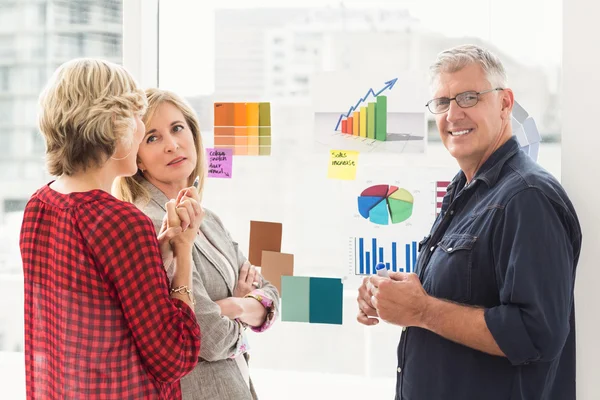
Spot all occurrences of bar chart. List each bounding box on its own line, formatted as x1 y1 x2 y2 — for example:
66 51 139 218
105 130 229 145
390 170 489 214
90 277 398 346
214 102 271 156
351 237 418 275
340 95 388 141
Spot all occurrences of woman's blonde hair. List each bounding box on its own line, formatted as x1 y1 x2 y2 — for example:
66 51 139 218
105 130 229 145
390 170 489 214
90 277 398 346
113 88 206 205
38 58 146 176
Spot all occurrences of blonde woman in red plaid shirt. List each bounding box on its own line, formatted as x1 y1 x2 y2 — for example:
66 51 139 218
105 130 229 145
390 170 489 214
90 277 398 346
19 59 203 399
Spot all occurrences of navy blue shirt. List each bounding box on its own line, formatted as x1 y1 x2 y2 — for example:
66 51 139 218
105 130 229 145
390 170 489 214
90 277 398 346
396 137 582 400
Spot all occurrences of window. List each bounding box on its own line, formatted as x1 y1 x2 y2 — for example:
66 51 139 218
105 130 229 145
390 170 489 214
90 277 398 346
103 33 121 57
0 100 13 125
1 3 123 398
31 129 45 155
103 0 121 23
0 67 10 91
70 0 90 25
77 33 86 56
4 199 28 213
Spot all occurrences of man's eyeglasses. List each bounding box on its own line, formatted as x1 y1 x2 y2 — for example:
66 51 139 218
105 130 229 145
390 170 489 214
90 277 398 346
425 88 504 114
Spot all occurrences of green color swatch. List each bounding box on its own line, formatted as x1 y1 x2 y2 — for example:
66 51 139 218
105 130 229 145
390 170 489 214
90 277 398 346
281 276 310 322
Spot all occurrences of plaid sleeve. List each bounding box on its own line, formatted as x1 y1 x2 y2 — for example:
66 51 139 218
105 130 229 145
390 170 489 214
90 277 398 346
80 200 201 382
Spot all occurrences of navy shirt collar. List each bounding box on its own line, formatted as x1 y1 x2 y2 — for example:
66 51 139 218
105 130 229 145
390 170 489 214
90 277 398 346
450 135 522 191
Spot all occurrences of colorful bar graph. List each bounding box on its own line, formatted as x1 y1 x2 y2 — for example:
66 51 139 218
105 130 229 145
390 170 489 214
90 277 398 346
339 96 387 141
360 106 367 138
355 238 418 275
214 102 271 156
375 95 387 141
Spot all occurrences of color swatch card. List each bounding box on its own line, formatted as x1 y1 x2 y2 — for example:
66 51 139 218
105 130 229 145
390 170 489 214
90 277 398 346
260 251 294 295
327 150 359 180
281 276 343 325
214 102 271 156
206 148 233 178
248 221 283 266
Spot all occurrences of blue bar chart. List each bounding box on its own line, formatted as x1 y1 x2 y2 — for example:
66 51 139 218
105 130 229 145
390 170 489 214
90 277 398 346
352 237 417 275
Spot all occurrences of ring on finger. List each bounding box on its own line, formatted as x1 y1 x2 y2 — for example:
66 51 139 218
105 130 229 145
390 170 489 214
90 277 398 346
251 282 260 288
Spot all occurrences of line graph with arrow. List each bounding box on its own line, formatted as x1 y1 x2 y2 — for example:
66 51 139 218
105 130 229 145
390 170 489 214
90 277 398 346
334 78 398 133
313 73 426 154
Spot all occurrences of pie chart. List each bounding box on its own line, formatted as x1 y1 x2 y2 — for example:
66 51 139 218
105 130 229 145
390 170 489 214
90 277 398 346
357 184 413 225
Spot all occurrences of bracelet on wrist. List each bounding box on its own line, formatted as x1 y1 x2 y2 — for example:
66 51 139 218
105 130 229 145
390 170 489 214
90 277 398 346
170 285 195 306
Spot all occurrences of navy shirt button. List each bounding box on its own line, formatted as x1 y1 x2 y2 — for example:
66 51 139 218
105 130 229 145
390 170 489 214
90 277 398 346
397 367 402 373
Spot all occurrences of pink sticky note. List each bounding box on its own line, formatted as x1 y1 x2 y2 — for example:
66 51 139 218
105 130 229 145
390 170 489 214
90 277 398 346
206 148 233 178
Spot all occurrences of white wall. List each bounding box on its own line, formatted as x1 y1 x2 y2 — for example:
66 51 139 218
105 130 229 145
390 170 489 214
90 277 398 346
562 1 600 399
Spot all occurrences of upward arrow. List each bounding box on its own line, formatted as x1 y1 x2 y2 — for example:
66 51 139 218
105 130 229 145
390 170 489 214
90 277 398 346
334 78 398 131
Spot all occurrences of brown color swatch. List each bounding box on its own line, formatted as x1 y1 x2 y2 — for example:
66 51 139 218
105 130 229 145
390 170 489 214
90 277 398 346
248 221 282 266
260 251 294 295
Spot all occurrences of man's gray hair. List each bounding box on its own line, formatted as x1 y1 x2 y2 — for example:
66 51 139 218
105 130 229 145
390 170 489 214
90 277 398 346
429 44 507 91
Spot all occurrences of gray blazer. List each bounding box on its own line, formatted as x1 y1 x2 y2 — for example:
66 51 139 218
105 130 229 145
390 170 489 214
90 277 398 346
136 179 280 400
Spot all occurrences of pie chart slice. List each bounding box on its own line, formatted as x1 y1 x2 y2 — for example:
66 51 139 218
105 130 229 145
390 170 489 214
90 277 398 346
358 196 385 218
361 185 388 197
369 199 389 225
388 198 413 224
389 188 413 203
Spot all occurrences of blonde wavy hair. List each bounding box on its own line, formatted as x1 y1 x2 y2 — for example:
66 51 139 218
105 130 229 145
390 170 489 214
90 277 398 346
38 58 146 176
113 88 206 205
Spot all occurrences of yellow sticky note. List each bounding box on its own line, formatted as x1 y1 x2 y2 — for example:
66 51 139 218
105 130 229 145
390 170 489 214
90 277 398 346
327 150 359 180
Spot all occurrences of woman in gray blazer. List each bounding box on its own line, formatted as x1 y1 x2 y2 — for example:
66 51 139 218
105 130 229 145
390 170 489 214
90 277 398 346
114 88 279 400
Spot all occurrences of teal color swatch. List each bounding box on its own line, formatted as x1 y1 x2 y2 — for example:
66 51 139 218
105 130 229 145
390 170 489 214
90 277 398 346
309 277 343 325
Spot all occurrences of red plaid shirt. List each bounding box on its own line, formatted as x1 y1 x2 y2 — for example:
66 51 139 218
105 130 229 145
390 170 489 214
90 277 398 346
19 184 201 399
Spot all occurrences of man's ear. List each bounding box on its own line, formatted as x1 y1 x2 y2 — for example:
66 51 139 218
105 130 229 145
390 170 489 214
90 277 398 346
501 88 515 119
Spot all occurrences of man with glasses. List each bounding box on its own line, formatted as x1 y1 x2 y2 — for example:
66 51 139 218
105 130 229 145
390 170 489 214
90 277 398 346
357 45 581 400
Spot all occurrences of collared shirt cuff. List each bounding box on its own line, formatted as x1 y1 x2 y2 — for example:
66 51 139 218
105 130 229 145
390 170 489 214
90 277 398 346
484 305 540 366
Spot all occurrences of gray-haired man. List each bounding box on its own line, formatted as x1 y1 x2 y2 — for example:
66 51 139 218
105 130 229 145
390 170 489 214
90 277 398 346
357 44 581 400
